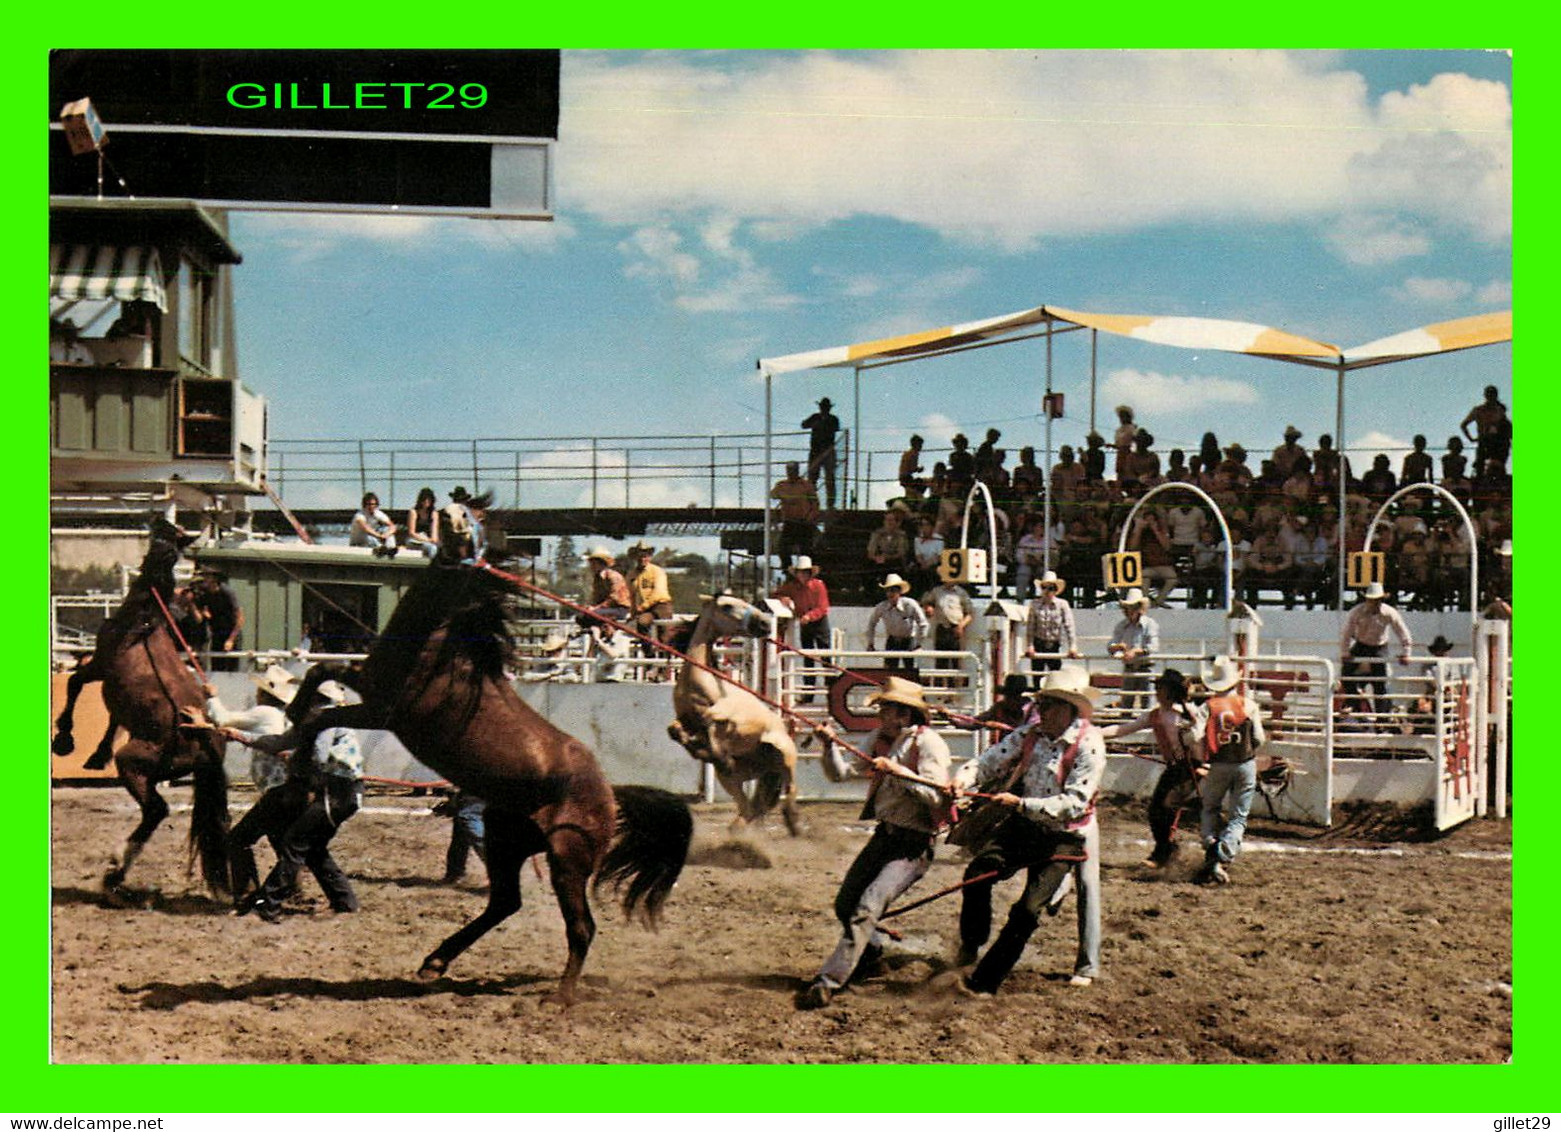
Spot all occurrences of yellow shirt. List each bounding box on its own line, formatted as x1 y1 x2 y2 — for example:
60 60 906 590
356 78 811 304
630 561 673 611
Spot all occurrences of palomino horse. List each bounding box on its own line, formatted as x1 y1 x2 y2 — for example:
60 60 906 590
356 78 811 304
51 530 231 897
286 548 693 1005
668 594 802 836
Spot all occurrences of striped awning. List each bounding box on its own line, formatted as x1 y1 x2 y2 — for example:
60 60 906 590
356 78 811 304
759 306 1050 375
49 245 167 311
1043 306 1339 360
1342 311 1512 367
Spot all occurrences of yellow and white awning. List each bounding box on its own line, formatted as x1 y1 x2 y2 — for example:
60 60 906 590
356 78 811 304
1043 306 1339 360
1342 311 1512 367
758 306 1049 375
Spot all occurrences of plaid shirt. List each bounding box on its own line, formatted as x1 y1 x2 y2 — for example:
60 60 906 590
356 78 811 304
1026 596 1077 652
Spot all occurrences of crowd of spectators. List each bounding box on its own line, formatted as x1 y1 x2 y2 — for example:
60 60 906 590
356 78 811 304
809 386 1512 611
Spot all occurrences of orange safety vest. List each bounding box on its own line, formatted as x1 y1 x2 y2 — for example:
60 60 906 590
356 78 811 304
1204 693 1256 763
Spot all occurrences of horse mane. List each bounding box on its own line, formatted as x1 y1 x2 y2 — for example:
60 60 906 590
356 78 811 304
361 563 518 698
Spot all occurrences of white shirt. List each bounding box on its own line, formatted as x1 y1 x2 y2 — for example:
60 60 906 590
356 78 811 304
1340 601 1413 654
955 718 1105 829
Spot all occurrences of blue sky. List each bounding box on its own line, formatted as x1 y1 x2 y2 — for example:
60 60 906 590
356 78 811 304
228 49 1512 513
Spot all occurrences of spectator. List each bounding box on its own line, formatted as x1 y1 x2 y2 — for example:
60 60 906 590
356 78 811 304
947 434 976 496
1112 406 1138 481
909 515 946 595
866 574 929 673
1128 508 1177 607
1271 425 1306 478
581 547 632 628
985 448 1012 494
1243 520 1293 606
1441 436 1468 483
1082 432 1108 483
1188 525 1229 609
1050 445 1086 503
1462 385 1511 472
865 505 912 592
1361 454 1397 502
1164 448 1188 483
193 567 245 673
1164 498 1206 559
404 487 440 559
1025 570 1079 673
1401 435 1434 485
1012 515 1051 602
627 541 675 664
1312 434 1351 492
1011 447 1044 499
772 557 831 702
1108 588 1159 713
1282 455 1315 507
975 429 1003 483
447 487 490 562
898 435 927 498
801 397 842 510
1198 433 1223 477
1218 444 1253 490
771 460 821 570
1288 515 1328 610
348 491 399 556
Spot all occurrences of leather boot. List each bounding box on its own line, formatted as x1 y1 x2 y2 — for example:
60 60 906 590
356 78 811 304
965 906 1039 995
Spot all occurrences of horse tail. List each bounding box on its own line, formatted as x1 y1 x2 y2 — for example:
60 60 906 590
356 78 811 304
595 785 693 929
187 750 232 896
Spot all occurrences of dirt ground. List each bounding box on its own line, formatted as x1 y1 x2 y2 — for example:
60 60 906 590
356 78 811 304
50 785 1512 1064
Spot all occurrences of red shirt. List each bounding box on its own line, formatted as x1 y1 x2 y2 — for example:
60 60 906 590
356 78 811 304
772 575 830 624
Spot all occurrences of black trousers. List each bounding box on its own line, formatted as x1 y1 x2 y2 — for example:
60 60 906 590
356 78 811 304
260 778 362 913
965 822 1089 994
1147 761 1200 863
228 780 311 899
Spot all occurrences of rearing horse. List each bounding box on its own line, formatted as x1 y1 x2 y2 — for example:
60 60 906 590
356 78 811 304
287 545 692 1005
668 594 802 836
51 528 231 897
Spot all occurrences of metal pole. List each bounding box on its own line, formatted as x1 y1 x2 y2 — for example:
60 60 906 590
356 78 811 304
1117 482 1235 613
737 450 744 507
1335 362 1347 611
357 440 366 496
472 439 480 493
1089 328 1098 438
388 450 396 511
763 371 773 580
1043 319 1054 572
1363 483 1480 624
853 367 862 509
624 449 631 508
709 436 717 509
513 451 520 509
591 438 598 511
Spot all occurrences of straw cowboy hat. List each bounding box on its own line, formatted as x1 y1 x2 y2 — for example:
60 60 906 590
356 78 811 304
879 573 911 593
865 675 932 721
1200 655 1243 694
790 556 817 573
628 540 655 555
1361 582 1387 601
251 665 301 706
586 547 616 564
1031 666 1100 717
1118 587 1151 609
1035 570 1066 595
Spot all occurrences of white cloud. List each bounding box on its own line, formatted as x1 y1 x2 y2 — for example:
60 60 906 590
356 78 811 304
1352 429 1413 461
1101 368 1260 416
1324 215 1431 266
617 218 800 313
239 211 576 264
559 51 1509 254
1389 276 1474 305
1476 279 1512 306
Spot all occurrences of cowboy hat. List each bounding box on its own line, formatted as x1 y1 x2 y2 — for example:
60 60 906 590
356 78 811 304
314 680 350 707
1035 570 1066 595
1118 587 1151 609
879 573 911 593
1031 666 1100 717
1495 540 1512 557
865 675 932 720
1362 582 1387 600
817 397 833 409
586 547 616 564
251 665 301 706
1200 655 1243 694
1428 635 1455 656
790 556 816 573
628 540 655 555
1284 425 1302 439
450 486 472 503
999 673 1030 698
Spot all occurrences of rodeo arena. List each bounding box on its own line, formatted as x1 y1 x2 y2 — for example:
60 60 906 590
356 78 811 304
45 54 1512 1069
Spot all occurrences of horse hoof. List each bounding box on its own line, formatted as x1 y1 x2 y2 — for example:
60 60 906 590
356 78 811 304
52 733 75 756
416 958 448 982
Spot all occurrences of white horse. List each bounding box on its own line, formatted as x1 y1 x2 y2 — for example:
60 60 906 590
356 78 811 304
668 594 802 836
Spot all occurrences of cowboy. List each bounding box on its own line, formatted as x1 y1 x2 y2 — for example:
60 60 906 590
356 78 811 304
626 540 674 660
1108 588 1159 712
865 573 928 675
447 486 491 562
581 547 632 627
800 677 953 1009
1193 656 1266 885
967 672 1035 734
1026 570 1079 674
772 556 831 702
204 665 298 797
1339 580 1412 726
922 574 974 673
1099 667 1207 868
800 397 841 510
954 666 1106 993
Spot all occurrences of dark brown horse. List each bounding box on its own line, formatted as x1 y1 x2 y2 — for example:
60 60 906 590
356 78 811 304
51 529 231 897
288 547 692 1004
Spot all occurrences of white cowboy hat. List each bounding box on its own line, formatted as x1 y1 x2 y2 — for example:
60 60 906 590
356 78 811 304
880 573 911 593
250 664 300 706
1362 582 1387 600
314 680 350 707
866 675 932 721
1035 570 1067 595
1495 540 1512 557
1031 666 1100 717
1200 655 1243 694
1119 587 1151 609
585 547 616 564
790 556 816 573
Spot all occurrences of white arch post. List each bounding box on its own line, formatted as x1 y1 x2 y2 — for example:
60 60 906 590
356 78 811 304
1362 482 1480 632
1115 481 1236 614
960 480 1002 608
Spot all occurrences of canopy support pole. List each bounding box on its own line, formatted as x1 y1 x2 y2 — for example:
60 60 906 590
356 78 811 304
1336 362 1347 611
1043 317 1055 575
763 371 773 591
1089 328 1098 438
853 366 862 509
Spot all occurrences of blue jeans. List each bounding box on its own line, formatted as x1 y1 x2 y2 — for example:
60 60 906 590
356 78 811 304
1200 759 1257 865
816 823 933 990
444 792 487 880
